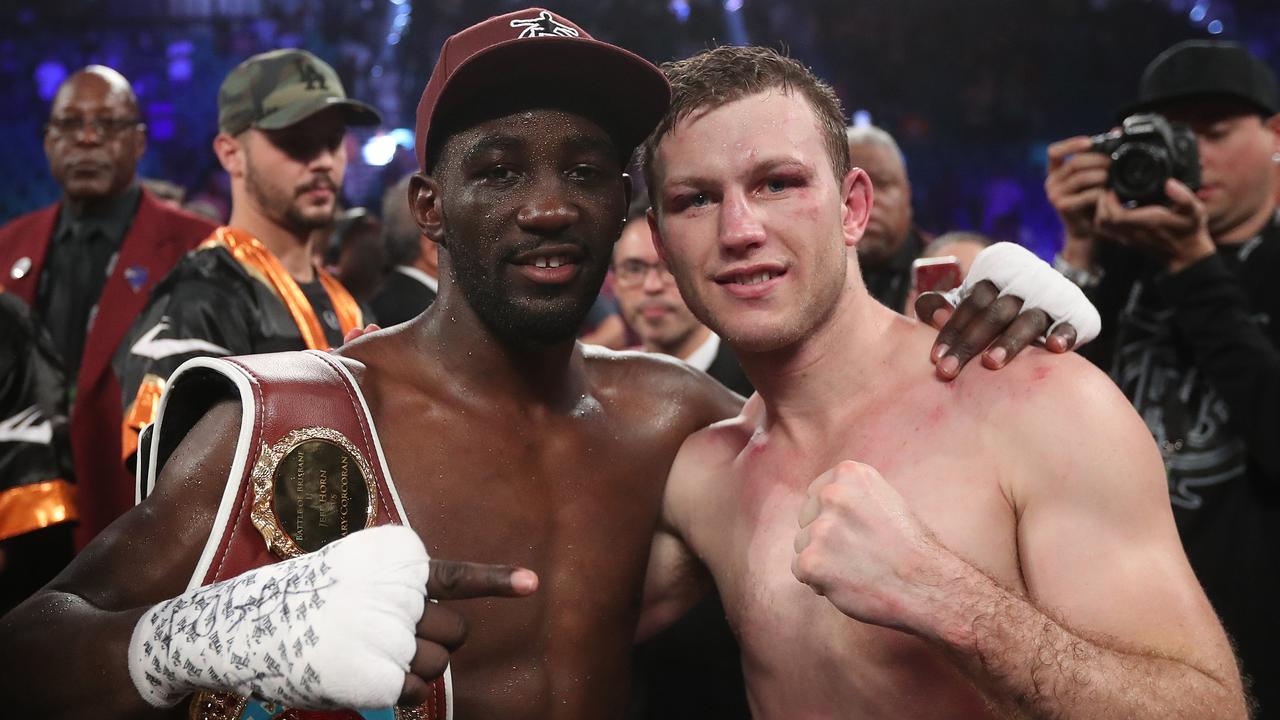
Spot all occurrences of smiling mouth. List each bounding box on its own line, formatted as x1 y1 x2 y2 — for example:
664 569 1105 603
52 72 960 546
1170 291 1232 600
532 255 571 268
718 269 785 286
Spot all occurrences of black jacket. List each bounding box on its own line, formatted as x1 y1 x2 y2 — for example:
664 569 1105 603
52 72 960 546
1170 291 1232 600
1082 214 1280 716
370 267 437 327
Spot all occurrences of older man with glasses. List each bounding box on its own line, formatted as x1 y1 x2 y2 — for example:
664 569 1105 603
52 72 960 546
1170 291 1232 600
0 65 214 552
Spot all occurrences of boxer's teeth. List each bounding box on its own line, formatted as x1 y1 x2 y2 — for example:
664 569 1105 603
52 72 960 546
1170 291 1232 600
534 256 567 269
737 271 774 285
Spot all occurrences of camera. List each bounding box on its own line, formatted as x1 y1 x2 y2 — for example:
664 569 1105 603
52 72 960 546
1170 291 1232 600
1089 113 1200 206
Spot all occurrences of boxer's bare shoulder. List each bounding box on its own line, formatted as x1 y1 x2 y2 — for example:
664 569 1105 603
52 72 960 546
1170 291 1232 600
579 342 745 431
945 342 1166 502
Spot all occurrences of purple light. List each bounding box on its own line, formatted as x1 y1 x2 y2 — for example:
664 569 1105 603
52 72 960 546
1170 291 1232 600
669 0 690 24
167 41 194 82
34 60 68 101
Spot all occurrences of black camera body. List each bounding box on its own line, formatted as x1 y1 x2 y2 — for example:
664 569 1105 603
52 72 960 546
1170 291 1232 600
1089 113 1200 206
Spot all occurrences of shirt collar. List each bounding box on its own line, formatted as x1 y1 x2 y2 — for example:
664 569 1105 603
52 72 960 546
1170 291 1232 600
683 331 721 372
395 264 439 293
55 183 141 243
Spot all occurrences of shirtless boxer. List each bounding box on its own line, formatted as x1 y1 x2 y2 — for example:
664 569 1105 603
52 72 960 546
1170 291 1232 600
638 45 1247 718
0 11 1091 720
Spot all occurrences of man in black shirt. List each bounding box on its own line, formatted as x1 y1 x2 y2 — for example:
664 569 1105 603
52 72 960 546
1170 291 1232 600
116 49 381 462
371 173 440 326
1046 40 1280 716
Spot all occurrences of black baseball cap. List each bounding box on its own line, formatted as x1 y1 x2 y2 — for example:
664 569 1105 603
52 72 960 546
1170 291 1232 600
413 8 670 170
1119 40 1279 120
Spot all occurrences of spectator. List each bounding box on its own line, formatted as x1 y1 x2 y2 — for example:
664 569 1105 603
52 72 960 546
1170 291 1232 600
1046 39 1280 715
115 49 380 464
0 66 214 547
370 173 439 326
0 291 75 613
847 124 928 311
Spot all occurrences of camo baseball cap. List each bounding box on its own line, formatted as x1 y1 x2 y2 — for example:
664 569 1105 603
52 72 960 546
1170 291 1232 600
414 8 670 169
218 49 381 136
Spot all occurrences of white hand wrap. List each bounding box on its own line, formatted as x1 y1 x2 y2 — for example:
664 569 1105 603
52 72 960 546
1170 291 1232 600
128 525 429 710
942 242 1101 346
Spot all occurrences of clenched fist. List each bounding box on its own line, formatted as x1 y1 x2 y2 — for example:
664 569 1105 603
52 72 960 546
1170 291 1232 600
792 461 954 634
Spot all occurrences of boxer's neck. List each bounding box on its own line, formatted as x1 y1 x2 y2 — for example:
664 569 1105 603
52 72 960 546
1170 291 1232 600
737 272 908 441
415 284 588 410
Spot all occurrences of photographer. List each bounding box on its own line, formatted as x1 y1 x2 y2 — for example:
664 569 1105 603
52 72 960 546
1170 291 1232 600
1046 39 1280 716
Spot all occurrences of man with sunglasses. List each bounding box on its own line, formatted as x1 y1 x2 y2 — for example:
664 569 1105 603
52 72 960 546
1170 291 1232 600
115 49 380 471
0 66 214 549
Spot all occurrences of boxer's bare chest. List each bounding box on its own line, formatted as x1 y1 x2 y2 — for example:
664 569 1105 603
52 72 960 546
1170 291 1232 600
689 387 1024 718
355 358 692 717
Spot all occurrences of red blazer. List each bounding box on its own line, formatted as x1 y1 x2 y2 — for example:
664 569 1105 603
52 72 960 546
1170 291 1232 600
0 190 216 548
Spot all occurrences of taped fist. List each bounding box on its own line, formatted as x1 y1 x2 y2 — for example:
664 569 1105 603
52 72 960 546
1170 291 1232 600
128 525 536 710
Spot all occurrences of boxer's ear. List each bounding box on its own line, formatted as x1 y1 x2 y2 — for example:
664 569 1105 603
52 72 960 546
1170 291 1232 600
411 173 446 245
647 207 668 265
840 167 872 249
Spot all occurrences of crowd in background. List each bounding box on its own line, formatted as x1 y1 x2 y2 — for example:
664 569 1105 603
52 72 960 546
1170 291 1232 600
4 0 1280 251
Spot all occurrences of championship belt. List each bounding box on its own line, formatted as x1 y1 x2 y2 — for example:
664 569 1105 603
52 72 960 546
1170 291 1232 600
140 350 450 720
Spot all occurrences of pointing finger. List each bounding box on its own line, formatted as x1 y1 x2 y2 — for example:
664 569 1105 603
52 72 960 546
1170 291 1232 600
427 559 539 600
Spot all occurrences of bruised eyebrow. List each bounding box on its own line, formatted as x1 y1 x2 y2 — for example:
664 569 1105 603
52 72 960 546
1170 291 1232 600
663 156 814 189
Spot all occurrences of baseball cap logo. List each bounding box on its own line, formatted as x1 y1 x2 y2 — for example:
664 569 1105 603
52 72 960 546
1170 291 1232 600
297 60 329 91
509 10 579 38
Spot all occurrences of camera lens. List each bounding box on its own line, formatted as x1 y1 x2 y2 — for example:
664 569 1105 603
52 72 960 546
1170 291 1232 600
1110 143 1170 204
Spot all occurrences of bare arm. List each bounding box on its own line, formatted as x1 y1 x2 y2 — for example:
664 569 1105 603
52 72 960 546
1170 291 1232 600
635 522 711 643
0 400 240 718
635 381 746 643
794 360 1245 719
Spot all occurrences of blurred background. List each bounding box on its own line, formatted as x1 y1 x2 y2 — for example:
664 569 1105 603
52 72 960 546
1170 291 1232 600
3 0 1279 257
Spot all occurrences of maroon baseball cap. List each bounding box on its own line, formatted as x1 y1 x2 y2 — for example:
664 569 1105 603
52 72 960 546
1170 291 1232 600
414 7 670 170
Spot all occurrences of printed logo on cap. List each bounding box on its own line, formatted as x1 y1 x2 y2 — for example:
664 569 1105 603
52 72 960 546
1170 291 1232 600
298 60 329 91
510 10 580 38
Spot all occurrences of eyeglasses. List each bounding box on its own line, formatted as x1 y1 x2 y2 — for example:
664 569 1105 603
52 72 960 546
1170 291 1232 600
45 116 140 138
614 258 676 287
